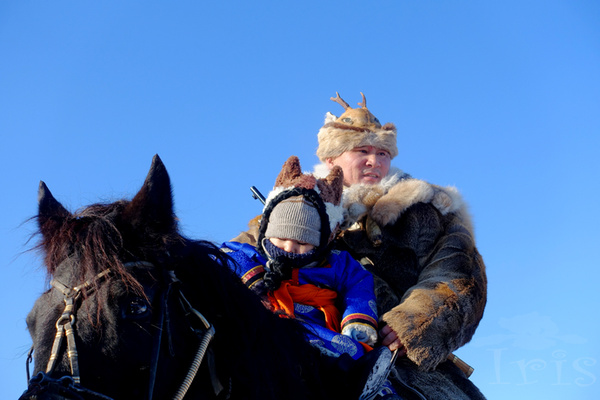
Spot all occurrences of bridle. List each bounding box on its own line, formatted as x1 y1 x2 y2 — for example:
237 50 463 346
22 261 224 400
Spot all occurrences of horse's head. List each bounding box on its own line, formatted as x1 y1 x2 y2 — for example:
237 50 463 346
20 155 221 400
21 155 328 400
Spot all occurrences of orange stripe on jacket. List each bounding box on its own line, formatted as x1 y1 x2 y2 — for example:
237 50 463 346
267 268 342 333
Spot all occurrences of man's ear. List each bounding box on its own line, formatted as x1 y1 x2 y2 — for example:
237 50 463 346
325 157 336 169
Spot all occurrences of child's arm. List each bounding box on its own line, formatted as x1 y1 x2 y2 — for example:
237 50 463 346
332 251 379 345
220 241 267 294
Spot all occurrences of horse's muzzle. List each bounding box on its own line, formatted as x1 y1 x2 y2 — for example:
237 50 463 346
19 372 113 400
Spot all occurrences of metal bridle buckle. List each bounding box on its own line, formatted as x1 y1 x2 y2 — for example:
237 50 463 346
24 263 223 400
45 268 112 383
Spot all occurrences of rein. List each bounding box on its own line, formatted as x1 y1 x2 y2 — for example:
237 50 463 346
23 260 222 400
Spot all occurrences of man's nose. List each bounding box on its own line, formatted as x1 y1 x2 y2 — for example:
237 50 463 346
366 154 380 167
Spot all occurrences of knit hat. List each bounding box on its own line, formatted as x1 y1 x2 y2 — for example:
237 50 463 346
258 156 345 257
265 195 321 246
316 92 398 162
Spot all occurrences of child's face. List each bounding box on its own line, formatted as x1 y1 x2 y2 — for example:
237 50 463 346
269 237 315 254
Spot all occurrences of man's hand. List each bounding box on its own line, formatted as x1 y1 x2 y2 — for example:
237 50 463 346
379 325 407 356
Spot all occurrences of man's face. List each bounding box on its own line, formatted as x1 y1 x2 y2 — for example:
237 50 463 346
326 146 391 186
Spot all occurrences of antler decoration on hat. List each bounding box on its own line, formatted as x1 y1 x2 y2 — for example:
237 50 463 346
328 92 382 130
331 92 370 111
330 92 351 110
316 92 398 162
357 92 367 108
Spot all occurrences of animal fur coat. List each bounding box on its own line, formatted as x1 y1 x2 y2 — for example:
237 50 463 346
232 166 488 400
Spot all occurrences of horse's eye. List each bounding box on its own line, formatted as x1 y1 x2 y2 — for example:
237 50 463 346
124 298 150 318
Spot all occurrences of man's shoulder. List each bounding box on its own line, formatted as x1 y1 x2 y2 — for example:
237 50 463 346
229 214 261 247
368 177 472 232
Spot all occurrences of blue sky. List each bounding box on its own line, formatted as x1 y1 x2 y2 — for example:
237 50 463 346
1 1 599 398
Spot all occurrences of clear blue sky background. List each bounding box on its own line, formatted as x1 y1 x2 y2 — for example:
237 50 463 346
1 1 599 398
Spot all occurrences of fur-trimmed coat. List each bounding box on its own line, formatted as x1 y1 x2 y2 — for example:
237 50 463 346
232 166 487 400
327 165 487 400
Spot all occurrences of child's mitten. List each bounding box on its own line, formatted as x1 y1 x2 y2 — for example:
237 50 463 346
342 323 377 346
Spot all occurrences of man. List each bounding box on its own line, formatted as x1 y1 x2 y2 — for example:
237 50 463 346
233 93 487 400
315 92 487 400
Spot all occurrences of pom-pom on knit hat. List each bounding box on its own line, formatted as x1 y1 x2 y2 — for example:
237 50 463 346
258 156 345 261
316 92 398 162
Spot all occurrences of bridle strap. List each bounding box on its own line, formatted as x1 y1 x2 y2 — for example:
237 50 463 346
174 290 222 399
46 268 112 383
136 267 225 400
146 275 170 400
27 262 225 400
121 260 167 400
26 346 34 383
23 373 115 400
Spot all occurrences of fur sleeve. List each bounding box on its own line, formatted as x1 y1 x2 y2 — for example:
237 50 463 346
381 208 487 371
230 214 261 246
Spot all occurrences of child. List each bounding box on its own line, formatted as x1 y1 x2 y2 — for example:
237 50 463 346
222 156 399 400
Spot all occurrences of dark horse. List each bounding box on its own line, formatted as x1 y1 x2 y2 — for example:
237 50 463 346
20 155 327 400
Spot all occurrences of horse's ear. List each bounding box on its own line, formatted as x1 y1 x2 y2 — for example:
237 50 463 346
38 181 71 236
126 154 176 233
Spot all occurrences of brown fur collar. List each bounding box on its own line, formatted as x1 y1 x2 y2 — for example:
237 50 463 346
313 163 473 234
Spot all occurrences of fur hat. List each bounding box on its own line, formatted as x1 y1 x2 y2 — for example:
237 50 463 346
259 156 345 255
316 92 398 162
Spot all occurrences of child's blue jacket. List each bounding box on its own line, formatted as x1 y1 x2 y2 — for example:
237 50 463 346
221 241 378 359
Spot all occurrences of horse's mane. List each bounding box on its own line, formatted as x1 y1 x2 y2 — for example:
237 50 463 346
36 201 140 290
